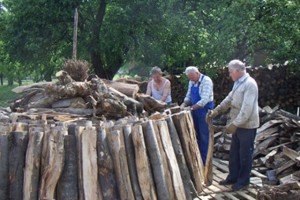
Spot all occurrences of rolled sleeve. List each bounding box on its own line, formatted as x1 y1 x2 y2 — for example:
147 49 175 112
184 81 193 103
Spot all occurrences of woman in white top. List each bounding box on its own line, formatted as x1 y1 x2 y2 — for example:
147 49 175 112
146 66 172 104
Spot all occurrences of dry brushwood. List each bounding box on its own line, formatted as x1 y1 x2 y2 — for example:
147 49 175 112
62 59 90 82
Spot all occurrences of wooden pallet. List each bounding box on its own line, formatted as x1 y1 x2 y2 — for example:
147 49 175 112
196 159 262 200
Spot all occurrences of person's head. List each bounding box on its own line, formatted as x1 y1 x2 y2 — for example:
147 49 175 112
227 59 246 81
150 66 163 83
185 66 200 82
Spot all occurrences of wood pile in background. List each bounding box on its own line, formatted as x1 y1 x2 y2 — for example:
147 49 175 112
214 106 300 188
0 110 209 200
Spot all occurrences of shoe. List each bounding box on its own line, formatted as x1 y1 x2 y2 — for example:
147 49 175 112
232 184 249 191
219 179 235 185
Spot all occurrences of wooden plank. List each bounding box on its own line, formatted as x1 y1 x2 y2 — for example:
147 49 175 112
57 135 79 200
166 116 195 200
282 146 300 162
9 131 29 200
236 191 256 200
23 128 44 200
204 114 214 185
39 125 65 200
132 124 157 200
96 127 119 200
156 119 187 200
142 120 170 199
0 135 9 200
107 129 134 200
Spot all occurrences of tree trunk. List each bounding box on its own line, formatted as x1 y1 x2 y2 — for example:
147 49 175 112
57 135 79 200
0 135 9 200
97 127 119 200
131 124 157 200
23 128 44 200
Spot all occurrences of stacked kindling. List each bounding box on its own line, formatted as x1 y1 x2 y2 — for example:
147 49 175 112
0 110 210 200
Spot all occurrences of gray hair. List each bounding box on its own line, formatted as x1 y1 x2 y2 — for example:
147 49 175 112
150 66 162 75
228 59 246 71
184 66 199 75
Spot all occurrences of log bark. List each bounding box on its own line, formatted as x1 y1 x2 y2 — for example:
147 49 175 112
57 135 79 200
131 124 157 200
166 116 194 200
107 129 135 200
172 111 204 192
39 125 65 200
9 131 29 200
23 127 44 200
0 135 9 200
76 122 102 200
136 93 166 113
156 119 186 200
123 125 143 200
142 120 170 199
204 114 214 185
97 127 119 200
257 181 300 200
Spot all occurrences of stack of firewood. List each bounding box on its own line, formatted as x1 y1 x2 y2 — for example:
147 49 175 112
214 106 300 186
0 109 212 200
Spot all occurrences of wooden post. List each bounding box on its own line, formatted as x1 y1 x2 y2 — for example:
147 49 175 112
0 134 9 200
76 122 102 200
166 116 195 200
39 125 65 200
156 119 186 200
131 124 157 200
107 129 135 200
172 111 204 192
23 127 44 200
123 125 143 200
73 8 78 60
204 115 214 185
57 135 79 200
9 130 28 200
142 120 170 199
97 127 119 200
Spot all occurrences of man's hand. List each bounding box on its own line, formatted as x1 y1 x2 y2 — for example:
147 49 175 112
226 123 237 134
180 102 188 109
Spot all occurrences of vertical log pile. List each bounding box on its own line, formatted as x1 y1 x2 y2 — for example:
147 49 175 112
0 110 208 200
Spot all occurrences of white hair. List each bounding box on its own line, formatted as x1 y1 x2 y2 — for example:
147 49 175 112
184 66 199 75
228 59 246 71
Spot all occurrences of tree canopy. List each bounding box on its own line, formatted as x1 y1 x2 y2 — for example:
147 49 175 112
0 0 299 81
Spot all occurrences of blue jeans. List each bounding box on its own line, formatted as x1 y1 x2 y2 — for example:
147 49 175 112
226 128 256 186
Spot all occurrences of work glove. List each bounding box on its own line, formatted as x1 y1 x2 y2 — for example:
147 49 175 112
205 107 220 122
226 123 237 134
180 101 189 109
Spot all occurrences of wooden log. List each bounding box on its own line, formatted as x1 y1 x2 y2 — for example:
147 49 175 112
57 135 79 200
102 79 140 98
9 131 28 200
156 119 186 200
131 124 157 200
152 120 175 200
23 127 44 200
123 125 143 200
136 93 166 113
76 122 102 200
0 135 9 200
166 116 194 200
204 112 214 186
97 127 119 200
257 181 300 200
172 111 204 192
107 129 135 200
39 125 65 200
142 120 170 199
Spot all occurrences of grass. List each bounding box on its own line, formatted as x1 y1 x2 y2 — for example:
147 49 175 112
0 80 34 108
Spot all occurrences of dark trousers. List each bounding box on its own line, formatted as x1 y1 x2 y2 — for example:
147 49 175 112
226 128 256 186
